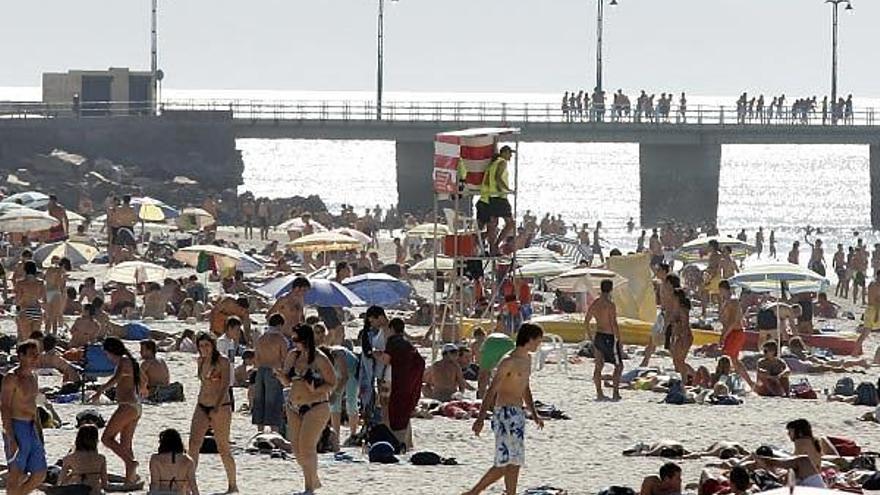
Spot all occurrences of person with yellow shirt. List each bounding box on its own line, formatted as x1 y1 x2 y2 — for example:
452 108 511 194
476 145 515 256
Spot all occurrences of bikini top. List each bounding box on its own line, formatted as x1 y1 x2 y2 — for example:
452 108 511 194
287 355 324 387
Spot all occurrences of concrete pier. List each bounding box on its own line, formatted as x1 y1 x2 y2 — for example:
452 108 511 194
872 145 880 230
639 143 722 227
395 141 435 213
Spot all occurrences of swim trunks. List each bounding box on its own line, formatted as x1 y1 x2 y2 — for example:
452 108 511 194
488 197 512 219
855 271 866 286
492 406 525 467
721 328 746 358
3 419 47 474
479 334 515 372
593 332 622 365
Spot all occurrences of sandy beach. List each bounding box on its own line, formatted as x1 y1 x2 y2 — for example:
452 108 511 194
3 226 874 495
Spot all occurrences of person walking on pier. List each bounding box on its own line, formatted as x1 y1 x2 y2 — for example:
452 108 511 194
679 92 687 123
561 91 569 121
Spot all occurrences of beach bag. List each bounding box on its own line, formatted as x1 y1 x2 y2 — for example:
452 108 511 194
410 451 442 465
834 377 855 396
368 441 399 464
317 425 339 454
598 487 635 495
855 382 880 406
827 436 861 456
791 378 817 399
367 423 403 454
149 382 185 403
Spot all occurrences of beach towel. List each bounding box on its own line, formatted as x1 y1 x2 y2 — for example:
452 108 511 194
385 334 425 431
827 436 861 456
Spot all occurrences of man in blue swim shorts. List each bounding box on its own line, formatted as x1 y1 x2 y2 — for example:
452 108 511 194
1 340 47 495
464 323 545 495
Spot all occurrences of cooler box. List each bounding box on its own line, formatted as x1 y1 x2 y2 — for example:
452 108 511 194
443 233 478 257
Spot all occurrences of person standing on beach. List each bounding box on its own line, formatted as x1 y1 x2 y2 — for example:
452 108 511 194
755 227 764 258
649 229 663 267
14 261 46 341
47 194 69 242
852 241 868 305
1 340 46 495
44 257 70 335
189 332 237 493
769 230 777 258
257 198 271 241
463 323 544 495
266 276 310 336
670 289 694 379
592 221 605 263
833 244 847 298
377 318 425 449
585 280 623 401
252 313 288 433
241 194 256 240
718 280 755 389
88 337 141 485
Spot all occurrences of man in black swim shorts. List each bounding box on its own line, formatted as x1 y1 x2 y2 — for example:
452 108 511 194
584 279 623 401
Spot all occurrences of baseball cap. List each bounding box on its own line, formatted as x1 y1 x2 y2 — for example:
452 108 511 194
499 145 515 154
442 343 459 355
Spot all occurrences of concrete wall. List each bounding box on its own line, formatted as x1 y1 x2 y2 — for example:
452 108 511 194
872 145 880 230
395 141 435 214
639 143 722 227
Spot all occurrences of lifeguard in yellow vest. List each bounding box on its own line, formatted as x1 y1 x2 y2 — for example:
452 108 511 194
476 145 514 256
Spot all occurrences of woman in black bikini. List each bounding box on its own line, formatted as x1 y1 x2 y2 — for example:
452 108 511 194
188 332 237 493
275 324 336 494
150 428 199 495
59 424 108 495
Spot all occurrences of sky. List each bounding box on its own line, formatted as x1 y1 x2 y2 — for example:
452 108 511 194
1 0 878 97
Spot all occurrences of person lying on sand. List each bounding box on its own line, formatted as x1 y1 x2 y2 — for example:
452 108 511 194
783 337 870 373
624 440 690 458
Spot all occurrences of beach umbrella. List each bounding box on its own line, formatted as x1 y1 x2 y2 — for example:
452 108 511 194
1 191 50 209
277 216 328 233
287 232 363 253
546 267 628 293
515 246 565 264
303 279 366 307
409 255 455 274
33 241 99 268
175 207 216 230
674 236 755 263
406 223 450 239
66 210 86 226
0 207 59 233
131 196 179 222
332 227 372 245
106 261 168 284
256 274 303 299
342 273 413 307
174 244 264 273
515 261 573 278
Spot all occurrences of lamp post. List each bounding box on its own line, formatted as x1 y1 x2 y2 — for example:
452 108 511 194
595 0 618 95
827 0 853 124
151 0 158 115
376 0 398 120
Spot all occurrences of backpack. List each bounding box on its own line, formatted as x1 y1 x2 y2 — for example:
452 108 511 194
597 487 636 495
368 441 399 464
854 381 880 407
834 377 855 396
791 378 818 400
410 451 442 466
367 423 404 454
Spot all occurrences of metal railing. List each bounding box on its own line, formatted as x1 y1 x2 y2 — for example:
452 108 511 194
1 99 877 127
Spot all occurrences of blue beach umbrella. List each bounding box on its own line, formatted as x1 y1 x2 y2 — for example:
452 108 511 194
257 274 300 299
304 279 366 308
342 273 413 308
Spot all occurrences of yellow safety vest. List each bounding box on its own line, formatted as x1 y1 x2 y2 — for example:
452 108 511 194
480 157 508 203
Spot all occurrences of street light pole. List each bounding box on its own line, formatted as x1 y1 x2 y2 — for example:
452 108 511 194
151 0 158 115
376 0 385 120
827 0 853 124
596 0 604 94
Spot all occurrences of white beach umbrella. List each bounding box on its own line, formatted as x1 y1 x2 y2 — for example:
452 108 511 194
106 261 168 284
33 241 99 268
277 216 328 233
287 232 363 253
675 236 755 263
409 255 455 273
406 223 451 239
515 246 565 264
174 244 264 273
515 261 573 278
546 267 628 293
1 191 50 209
176 207 216 230
332 227 372 245
0 207 59 233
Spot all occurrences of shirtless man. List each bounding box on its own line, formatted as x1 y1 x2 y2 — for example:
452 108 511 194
266 277 310 337
241 195 256 240
648 229 663 267
584 280 623 401
806 236 825 276
139 340 170 398
464 323 544 495
38 334 81 384
1 340 47 495
208 296 251 342
14 261 46 341
756 340 790 397
252 313 288 433
142 282 169 319
69 303 104 347
640 267 678 367
703 240 723 316
109 284 136 317
422 344 472 401
43 257 71 335
852 242 868 305
47 194 69 242
718 280 755 388
111 196 137 265
78 277 101 305
720 246 739 280
833 244 847 298
639 462 682 495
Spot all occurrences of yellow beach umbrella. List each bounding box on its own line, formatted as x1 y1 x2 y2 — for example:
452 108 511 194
287 232 363 253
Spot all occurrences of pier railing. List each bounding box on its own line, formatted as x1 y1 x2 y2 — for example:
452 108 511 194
1 99 877 127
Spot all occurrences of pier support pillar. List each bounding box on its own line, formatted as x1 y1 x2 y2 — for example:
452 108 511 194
639 143 722 227
396 140 435 214
871 145 880 230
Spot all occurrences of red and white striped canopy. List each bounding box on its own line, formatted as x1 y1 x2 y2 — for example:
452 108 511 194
433 127 519 194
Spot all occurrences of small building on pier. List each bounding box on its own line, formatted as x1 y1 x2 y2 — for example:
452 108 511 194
42 67 154 116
